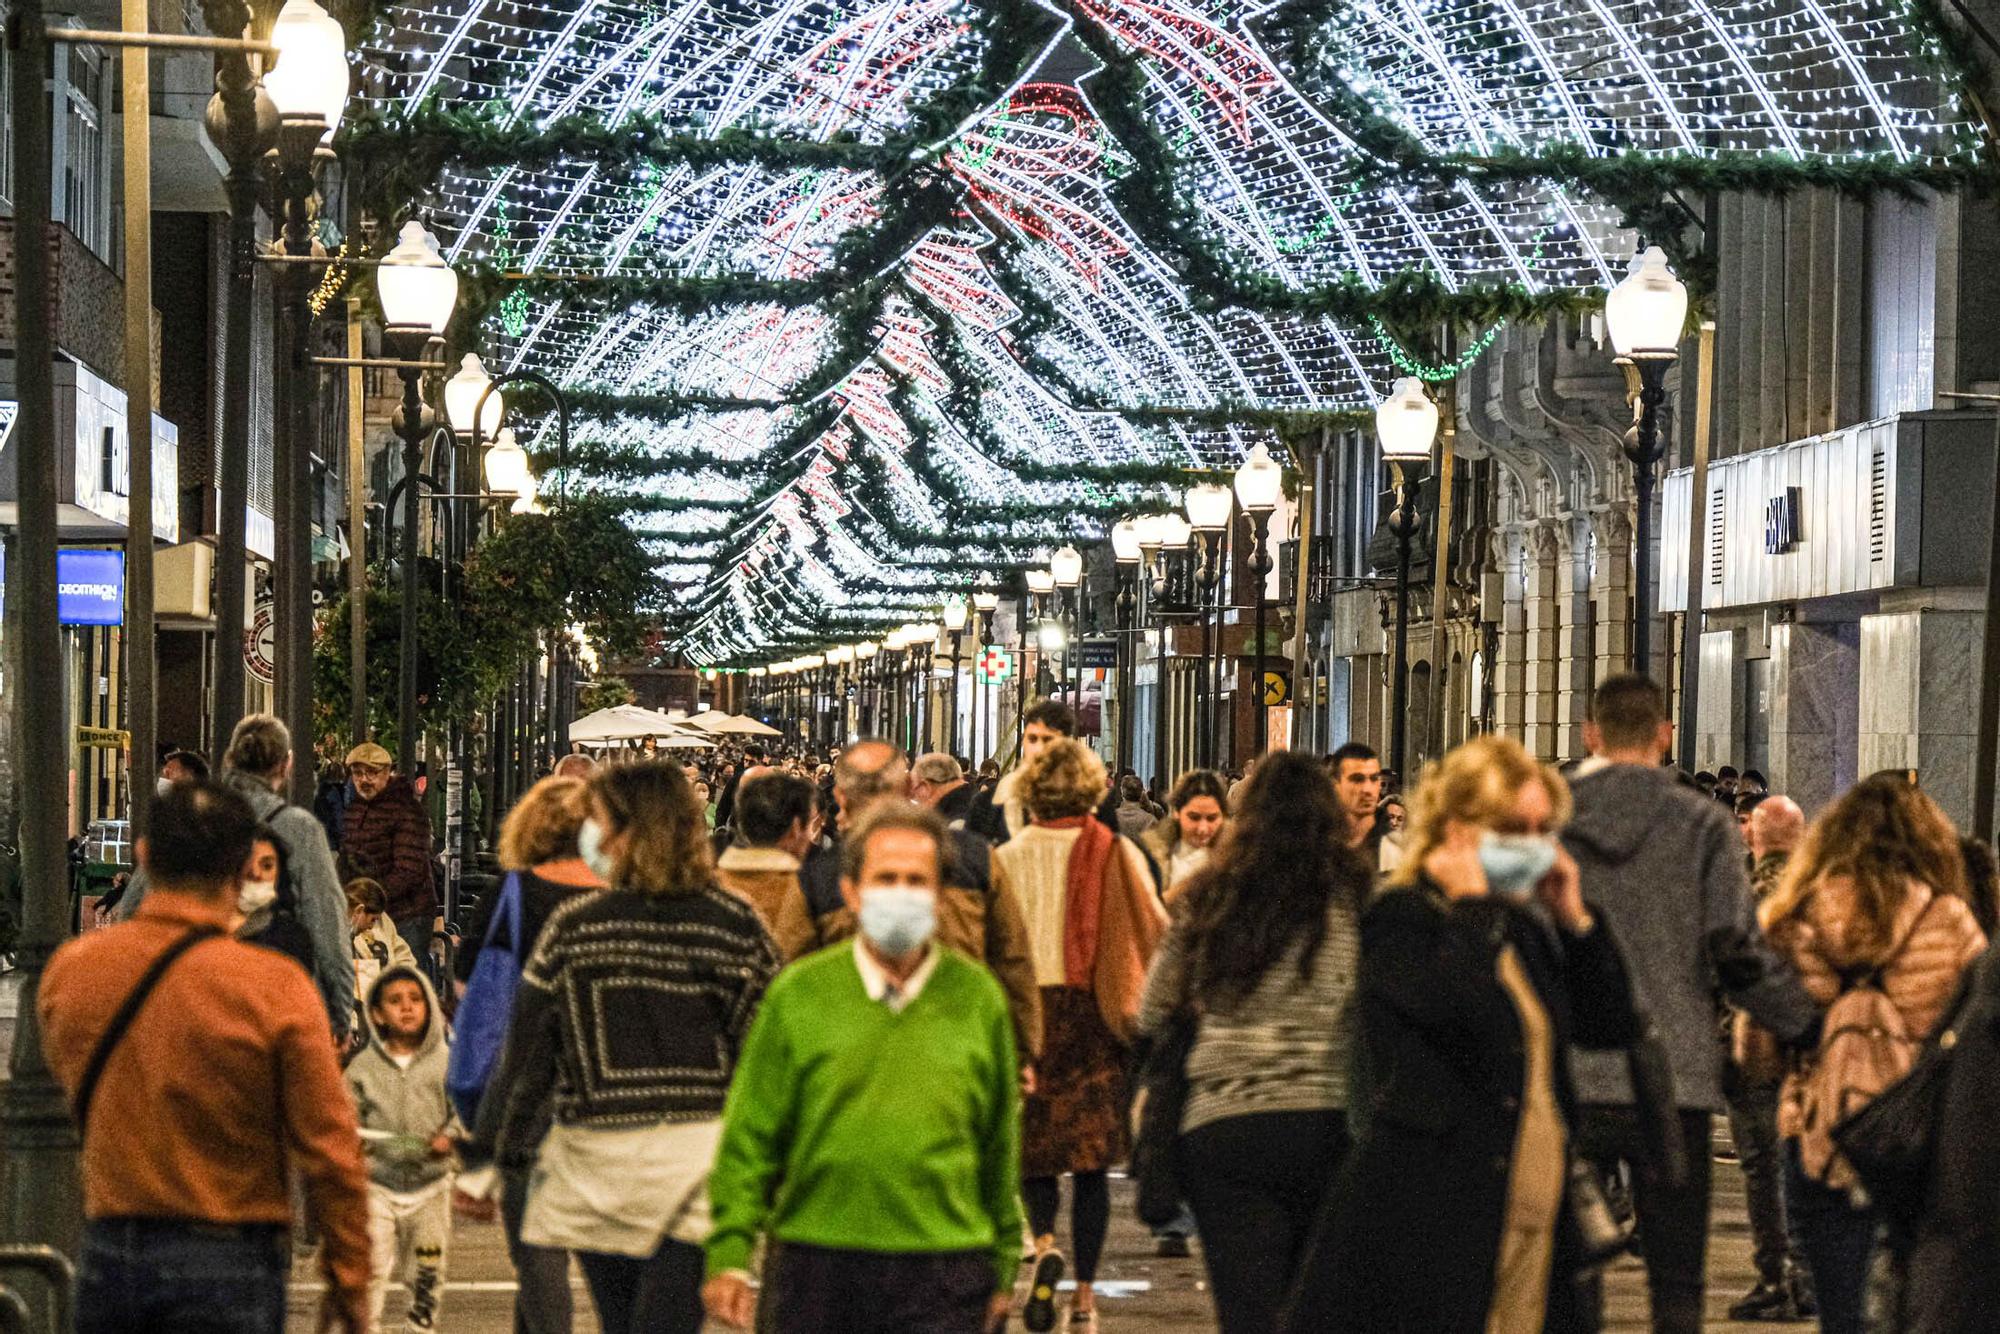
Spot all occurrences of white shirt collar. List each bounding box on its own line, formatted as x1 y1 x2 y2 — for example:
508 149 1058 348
852 938 939 1013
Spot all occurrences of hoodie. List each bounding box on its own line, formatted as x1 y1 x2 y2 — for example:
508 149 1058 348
345 966 454 1194
1560 763 1817 1111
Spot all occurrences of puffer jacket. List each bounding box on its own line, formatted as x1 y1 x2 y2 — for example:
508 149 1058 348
340 778 436 922
345 965 454 1193
1766 878 1986 1141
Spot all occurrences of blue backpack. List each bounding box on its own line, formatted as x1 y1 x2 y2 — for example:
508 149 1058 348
445 872 523 1125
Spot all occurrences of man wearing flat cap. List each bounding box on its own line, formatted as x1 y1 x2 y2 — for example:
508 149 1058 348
339 742 438 969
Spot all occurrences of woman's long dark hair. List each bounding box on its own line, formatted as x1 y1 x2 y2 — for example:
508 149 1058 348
1178 750 1368 1008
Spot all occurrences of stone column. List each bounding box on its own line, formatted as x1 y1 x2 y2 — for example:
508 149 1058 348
1554 515 1595 760
1859 609 1982 828
1521 519 1564 760
1592 505 1634 683
1490 524 1528 741
1766 618 1860 814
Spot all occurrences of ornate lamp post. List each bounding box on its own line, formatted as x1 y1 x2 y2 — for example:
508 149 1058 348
1604 246 1688 676
941 594 969 756
1111 518 1142 780
1026 567 1057 706
1234 445 1284 759
1377 377 1441 777
972 588 999 765
1051 545 1084 709
376 221 460 770
1138 511 1192 790
1184 483 1231 768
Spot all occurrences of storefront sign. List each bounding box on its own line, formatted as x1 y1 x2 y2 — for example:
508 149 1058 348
1077 638 1117 670
1764 486 1802 554
57 549 125 625
976 646 1015 684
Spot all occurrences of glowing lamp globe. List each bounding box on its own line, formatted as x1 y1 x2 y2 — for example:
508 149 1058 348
1605 246 1688 359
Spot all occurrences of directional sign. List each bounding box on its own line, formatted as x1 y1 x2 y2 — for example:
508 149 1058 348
976 645 1015 684
1262 670 1291 707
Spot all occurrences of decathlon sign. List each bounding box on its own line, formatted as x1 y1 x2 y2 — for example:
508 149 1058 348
57 549 125 626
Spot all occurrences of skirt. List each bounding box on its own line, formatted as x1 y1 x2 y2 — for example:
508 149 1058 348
1022 986 1130 1177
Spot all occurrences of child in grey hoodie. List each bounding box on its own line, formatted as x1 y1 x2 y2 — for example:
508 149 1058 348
346 965 455 1333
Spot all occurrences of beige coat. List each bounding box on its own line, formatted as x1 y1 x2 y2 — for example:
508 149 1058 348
715 846 818 963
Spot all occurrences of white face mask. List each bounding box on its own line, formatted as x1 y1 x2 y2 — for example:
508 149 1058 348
578 817 616 883
238 879 278 915
156 777 176 798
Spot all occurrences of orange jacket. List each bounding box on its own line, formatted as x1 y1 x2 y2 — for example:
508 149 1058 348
40 892 372 1323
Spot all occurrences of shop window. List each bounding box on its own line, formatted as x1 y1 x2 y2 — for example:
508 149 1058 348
1867 193 1936 419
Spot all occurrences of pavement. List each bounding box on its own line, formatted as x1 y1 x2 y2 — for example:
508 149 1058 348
286 1157 1804 1332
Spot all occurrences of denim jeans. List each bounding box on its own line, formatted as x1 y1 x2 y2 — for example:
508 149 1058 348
1783 1140 1877 1334
76 1218 289 1334
1722 1061 1796 1283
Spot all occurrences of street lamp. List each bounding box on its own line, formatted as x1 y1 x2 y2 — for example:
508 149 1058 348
1377 377 1440 777
263 0 348 139
1052 546 1084 707
1235 445 1283 758
445 353 505 441
1137 511 1190 789
941 594 969 756
1605 245 1688 676
972 588 999 765
377 220 460 770
1111 518 1142 780
1185 483 1231 768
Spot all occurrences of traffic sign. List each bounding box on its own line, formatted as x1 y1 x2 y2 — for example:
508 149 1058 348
976 645 1015 684
1261 670 1291 707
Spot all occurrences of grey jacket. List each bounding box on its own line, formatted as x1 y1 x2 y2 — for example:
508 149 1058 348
1561 764 1816 1111
345 966 453 1193
119 769 356 1041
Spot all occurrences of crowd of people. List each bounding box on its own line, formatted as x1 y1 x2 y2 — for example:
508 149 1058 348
37 679 2000 1334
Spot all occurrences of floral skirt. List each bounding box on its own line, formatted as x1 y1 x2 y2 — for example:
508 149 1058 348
1022 986 1130 1177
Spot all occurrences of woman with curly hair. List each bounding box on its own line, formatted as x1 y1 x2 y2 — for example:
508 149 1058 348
1136 751 1369 1332
993 739 1166 1331
1758 774 1986 1334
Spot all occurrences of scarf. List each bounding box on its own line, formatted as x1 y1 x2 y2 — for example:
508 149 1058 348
1038 815 1115 989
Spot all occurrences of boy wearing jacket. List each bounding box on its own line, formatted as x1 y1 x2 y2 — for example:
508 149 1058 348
347 966 455 1333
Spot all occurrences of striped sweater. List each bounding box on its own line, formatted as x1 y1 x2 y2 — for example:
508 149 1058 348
1137 895 1361 1134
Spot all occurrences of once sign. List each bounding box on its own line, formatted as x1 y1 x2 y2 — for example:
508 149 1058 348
976 645 1015 684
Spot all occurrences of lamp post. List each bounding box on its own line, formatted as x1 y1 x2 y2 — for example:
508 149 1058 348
973 589 998 765
1051 545 1084 711
1604 246 1688 677
1185 483 1231 768
1139 512 1191 790
941 595 968 756
1377 377 1441 777
1026 568 1056 709
1111 518 1142 781
1235 446 1283 759
376 221 460 770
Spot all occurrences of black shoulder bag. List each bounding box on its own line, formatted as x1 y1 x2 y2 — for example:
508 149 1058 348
72 927 222 1133
1129 1008 1199 1229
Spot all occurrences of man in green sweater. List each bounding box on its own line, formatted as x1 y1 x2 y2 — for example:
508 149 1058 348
703 803 1022 1333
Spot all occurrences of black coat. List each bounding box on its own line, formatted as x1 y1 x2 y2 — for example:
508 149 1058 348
1283 881 1641 1333
1897 945 2000 1333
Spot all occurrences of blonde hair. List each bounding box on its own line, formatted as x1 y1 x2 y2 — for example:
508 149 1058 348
497 776 591 871
588 760 714 894
1389 735 1572 887
1021 738 1109 821
1760 774 1972 959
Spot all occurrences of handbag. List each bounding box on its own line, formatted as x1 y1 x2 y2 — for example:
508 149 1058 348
1626 1016 1688 1191
1566 1158 1633 1267
445 872 524 1125
1128 1009 1198 1229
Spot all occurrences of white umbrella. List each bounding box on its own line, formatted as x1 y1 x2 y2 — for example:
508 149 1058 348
698 714 782 737
655 732 718 750
569 705 686 744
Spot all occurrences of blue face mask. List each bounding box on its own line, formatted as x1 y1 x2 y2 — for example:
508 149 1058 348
1479 830 1558 897
858 887 937 959
578 817 616 884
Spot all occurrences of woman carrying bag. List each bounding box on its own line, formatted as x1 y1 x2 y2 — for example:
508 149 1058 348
1283 735 1644 1333
1134 751 1369 1333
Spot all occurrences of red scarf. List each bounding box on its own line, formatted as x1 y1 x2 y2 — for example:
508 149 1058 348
1037 815 1115 988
